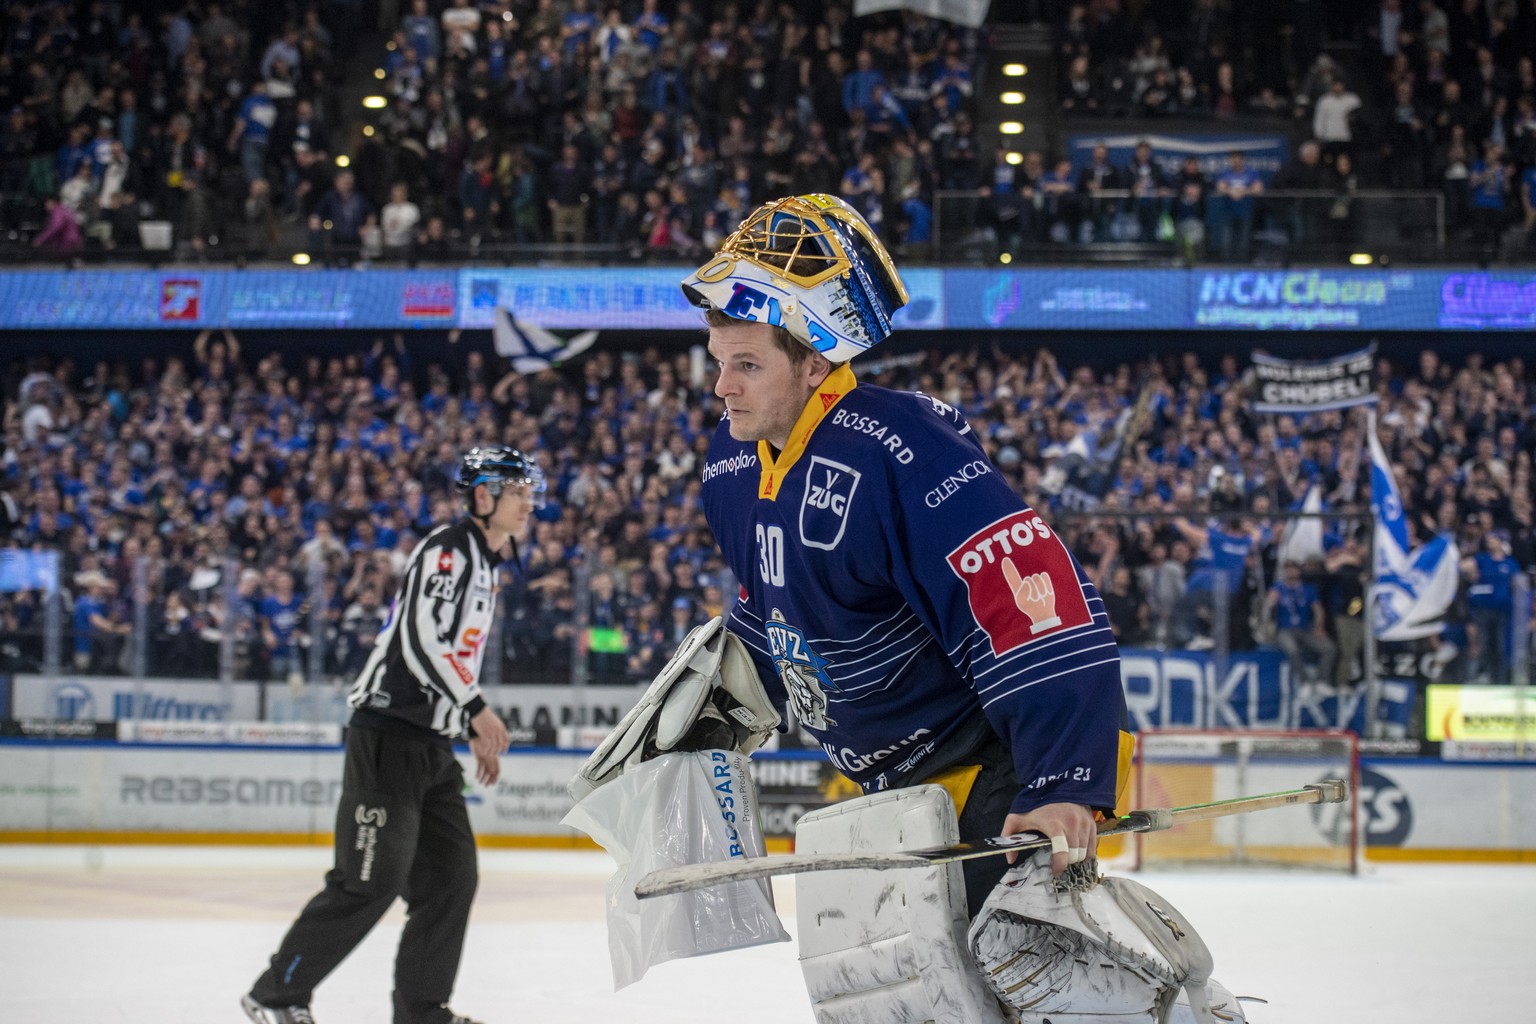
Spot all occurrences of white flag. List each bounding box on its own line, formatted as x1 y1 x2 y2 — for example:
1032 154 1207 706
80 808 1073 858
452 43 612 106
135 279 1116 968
1276 483 1325 566
853 0 992 29
1367 410 1459 640
492 307 598 374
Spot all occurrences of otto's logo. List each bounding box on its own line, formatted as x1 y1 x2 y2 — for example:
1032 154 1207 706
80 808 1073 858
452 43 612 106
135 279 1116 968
946 510 1092 656
800 456 860 551
354 805 388 827
160 279 201 320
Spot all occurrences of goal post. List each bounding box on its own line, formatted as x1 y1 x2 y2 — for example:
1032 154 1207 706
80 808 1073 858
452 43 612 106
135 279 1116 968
1132 729 1361 874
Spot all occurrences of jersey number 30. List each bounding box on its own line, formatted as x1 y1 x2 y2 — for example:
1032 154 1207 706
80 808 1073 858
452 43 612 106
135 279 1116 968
756 524 785 586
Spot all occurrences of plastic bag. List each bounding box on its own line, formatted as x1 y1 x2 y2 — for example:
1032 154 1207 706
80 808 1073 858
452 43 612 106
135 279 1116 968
562 749 790 988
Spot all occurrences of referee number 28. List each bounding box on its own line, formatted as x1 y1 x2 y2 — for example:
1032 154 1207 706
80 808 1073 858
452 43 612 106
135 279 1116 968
756 524 786 586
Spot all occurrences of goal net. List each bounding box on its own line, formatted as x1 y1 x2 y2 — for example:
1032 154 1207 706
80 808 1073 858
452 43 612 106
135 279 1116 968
1133 730 1360 874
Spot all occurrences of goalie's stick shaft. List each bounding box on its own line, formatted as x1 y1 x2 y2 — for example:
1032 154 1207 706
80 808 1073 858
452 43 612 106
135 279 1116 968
633 780 1347 899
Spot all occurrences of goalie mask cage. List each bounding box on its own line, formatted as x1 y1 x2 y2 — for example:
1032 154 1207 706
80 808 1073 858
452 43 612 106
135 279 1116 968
1133 730 1361 874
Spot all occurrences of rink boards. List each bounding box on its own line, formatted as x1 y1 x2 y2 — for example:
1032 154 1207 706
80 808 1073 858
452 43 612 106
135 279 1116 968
0 740 1534 861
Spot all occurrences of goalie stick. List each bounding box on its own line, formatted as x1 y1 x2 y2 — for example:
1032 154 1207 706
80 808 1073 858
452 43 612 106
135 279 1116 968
634 780 1347 899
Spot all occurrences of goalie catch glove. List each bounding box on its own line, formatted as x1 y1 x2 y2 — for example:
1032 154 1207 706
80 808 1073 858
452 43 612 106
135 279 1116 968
968 851 1247 1024
567 616 781 801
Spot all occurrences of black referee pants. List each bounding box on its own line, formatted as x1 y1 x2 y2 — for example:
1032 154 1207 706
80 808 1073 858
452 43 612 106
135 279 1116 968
249 725 479 1024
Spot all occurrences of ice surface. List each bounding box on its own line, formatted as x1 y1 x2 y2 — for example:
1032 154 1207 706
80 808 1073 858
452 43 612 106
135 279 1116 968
1 844 1531 1023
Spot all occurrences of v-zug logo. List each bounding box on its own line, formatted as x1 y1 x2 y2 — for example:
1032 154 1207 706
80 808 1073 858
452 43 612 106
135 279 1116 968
1355 767 1412 847
53 683 95 720
800 456 860 551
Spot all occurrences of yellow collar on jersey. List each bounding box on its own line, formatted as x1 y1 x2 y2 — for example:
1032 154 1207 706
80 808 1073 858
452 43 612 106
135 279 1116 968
757 364 857 501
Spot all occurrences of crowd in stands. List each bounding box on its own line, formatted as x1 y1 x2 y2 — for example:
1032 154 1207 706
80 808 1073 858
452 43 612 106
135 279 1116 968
2 330 1533 690
5 1 1534 264
0 0 987 262
981 0 1536 254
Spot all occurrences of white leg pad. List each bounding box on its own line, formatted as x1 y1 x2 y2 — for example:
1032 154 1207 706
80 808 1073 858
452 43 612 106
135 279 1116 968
794 786 1008 1024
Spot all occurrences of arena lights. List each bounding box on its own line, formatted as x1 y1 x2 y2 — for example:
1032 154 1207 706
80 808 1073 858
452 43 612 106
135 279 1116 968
291 253 311 266
999 253 1013 264
362 125 375 137
1004 152 1023 165
999 122 1023 134
335 155 351 168
1003 63 1027 76
1349 253 1374 265
374 68 386 80
362 95 387 109
1001 91 1025 104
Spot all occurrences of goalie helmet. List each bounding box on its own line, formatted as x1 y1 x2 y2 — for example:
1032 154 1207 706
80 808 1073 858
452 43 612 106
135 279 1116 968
454 446 547 509
679 193 910 365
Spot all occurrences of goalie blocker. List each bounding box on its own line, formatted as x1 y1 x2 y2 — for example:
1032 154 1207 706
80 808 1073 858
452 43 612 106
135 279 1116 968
568 616 781 800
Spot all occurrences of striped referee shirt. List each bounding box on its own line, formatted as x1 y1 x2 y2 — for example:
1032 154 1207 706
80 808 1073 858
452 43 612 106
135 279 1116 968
348 520 497 738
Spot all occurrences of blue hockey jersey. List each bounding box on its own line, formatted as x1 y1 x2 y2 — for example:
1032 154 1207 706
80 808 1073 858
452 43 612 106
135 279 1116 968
701 365 1125 816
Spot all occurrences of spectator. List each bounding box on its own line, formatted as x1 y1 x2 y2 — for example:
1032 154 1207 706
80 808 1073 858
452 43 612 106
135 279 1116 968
1314 77 1363 159
1324 534 1369 687
337 579 388 676
547 143 592 244
1075 142 1122 242
259 570 308 684
309 169 375 259
1124 140 1172 242
1171 515 1263 650
228 81 277 185
32 194 82 255
1101 566 1149 645
1468 529 1518 682
1468 140 1511 250
379 181 420 258
72 570 129 673
1213 150 1263 258
1268 560 1337 684
1274 140 1326 248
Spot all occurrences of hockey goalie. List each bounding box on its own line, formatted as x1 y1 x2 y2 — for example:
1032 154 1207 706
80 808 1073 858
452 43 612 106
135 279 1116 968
568 192 1252 1021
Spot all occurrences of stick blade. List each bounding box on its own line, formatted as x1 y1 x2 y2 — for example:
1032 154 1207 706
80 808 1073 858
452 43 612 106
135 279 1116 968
1305 779 1349 804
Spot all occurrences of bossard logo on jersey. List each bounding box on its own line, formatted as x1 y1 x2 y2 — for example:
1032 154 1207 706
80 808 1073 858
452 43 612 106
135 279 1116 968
946 510 1094 657
800 456 861 551
766 609 838 731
